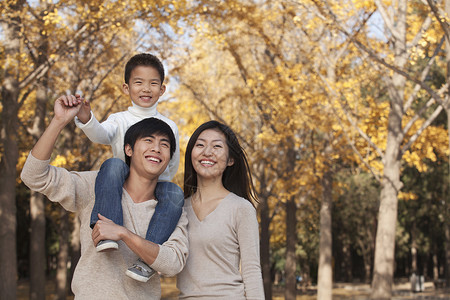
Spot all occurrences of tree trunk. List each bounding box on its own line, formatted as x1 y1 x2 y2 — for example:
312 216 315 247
56 208 70 299
284 195 297 300
30 192 46 300
371 156 401 299
432 247 439 281
259 193 273 299
317 170 333 300
29 46 49 299
371 1 406 298
0 2 24 298
370 123 403 298
0 87 19 300
444 0 450 287
411 222 417 275
69 215 81 296
284 145 298 300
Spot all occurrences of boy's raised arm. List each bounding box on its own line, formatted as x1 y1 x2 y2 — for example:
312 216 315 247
32 96 82 160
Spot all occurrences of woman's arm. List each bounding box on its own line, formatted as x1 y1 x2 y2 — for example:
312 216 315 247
237 202 265 299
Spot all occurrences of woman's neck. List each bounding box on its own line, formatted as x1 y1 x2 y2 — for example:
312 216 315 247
194 178 229 203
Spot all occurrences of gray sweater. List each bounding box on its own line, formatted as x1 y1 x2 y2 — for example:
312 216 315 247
21 152 189 299
177 193 264 299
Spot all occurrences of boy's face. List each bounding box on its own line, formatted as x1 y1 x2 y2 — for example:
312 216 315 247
123 65 166 108
125 133 171 179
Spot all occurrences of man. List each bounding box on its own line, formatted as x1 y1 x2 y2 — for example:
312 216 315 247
20 96 188 299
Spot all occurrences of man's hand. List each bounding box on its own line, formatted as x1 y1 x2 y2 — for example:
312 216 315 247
53 95 83 125
91 214 127 246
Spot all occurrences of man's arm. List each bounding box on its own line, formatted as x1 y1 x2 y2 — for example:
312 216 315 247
92 211 189 277
92 214 160 264
32 96 82 160
21 96 95 213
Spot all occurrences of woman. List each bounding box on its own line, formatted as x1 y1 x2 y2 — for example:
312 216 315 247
177 121 265 299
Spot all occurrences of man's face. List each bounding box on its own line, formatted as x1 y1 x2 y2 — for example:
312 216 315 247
122 65 166 108
125 133 171 178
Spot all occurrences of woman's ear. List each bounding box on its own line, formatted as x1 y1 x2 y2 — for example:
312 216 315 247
227 158 234 166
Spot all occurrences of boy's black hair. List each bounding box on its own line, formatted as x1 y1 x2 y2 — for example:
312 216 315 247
124 53 165 84
124 118 176 167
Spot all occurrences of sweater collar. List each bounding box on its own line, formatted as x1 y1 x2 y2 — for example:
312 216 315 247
128 101 158 118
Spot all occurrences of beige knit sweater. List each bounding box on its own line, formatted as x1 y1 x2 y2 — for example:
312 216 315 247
177 193 265 299
21 152 189 300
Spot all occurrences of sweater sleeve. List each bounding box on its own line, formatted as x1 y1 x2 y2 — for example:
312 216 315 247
166 124 180 181
236 202 265 300
20 151 96 213
74 111 118 145
150 209 189 277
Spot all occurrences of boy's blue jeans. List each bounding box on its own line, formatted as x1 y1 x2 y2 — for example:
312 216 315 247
90 158 184 244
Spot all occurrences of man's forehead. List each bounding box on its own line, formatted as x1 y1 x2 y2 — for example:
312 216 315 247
141 133 170 141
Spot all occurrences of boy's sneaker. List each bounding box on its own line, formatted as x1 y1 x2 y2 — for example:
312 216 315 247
126 258 156 282
96 240 118 252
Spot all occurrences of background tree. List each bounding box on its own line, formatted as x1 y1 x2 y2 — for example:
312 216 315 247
310 1 449 298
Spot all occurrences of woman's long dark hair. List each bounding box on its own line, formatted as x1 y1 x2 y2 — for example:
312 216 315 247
184 121 258 207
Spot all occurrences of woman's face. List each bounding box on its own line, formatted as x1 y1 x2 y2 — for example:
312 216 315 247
191 128 234 181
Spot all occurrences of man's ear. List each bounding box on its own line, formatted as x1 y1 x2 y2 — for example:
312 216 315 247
125 144 133 157
122 83 130 95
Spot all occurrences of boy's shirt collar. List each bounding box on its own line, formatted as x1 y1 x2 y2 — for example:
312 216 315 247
128 101 158 118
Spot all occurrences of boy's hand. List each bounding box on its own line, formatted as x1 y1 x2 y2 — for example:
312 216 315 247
53 95 83 125
76 94 92 124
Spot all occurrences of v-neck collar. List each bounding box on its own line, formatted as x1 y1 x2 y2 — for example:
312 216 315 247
189 192 232 223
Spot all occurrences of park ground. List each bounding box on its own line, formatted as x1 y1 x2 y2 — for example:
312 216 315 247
17 277 450 299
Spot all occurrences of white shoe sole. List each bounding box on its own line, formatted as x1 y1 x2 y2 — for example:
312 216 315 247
96 241 118 252
125 269 151 282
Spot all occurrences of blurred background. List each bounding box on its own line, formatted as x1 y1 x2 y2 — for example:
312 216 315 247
1 0 449 299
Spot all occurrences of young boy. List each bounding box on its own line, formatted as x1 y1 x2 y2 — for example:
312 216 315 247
63 53 184 282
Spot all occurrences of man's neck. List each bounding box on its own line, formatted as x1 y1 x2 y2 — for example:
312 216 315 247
123 173 158 203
